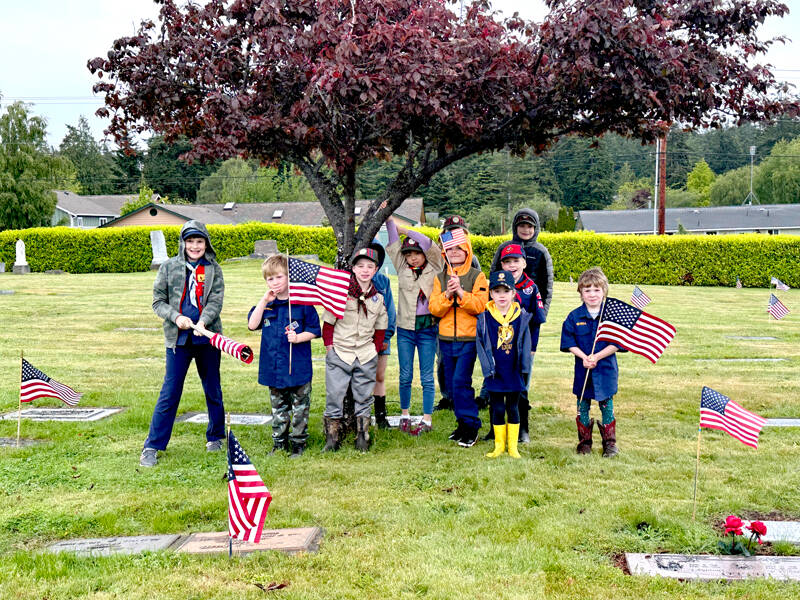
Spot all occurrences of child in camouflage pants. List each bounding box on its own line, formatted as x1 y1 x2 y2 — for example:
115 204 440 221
248 255 321 457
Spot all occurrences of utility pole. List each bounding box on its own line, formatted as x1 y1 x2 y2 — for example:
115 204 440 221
657 136 667 234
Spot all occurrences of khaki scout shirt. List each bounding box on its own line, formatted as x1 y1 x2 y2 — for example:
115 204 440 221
386 239 443 330
323 293 389 366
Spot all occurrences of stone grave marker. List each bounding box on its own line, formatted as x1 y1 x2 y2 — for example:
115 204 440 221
0 437 43 448
745 521 800 544
48 534 184 557
694 358 785 363
764 418 800 427
150 230 169 270
13 239 30 274
0 407 123 422
726 336 778 340
177 411 272 426
0 290 14 295
626 553 800 581
252 239 279 258
176 527 323 555
0 261 5 273
385 415 424 428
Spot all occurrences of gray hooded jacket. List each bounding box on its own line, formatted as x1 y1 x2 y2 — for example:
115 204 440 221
490 208 554 316
152 220 224 348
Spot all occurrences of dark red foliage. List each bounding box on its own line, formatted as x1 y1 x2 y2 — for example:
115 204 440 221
89 0 797 262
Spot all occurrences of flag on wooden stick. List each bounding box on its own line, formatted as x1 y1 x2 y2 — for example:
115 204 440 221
288 258 350 319
228 431 271 543
596 297 676 363
770 276 790 291
700 387 766 449
20 359 81 406
630 285 652 309
735 277 742 289
767 294 789 320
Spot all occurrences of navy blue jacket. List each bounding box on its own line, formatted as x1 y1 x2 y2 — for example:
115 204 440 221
249 300 321 388
372 272 396 343
476 307 533 392
560 304 622 401
513 274 547 351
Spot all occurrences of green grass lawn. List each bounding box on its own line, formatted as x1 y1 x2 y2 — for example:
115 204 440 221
1 261 799 599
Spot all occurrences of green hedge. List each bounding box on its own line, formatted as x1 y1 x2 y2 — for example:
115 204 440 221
1 225 798 287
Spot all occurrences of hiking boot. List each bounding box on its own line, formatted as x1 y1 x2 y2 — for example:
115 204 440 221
355 415 372 452
482 427 495 441
458 426 480 448
434 396 453 412
373 395 389 429
398 416 412 433
323 416 343 452
576 417 594 455
139 447 158 467
409 420 432 436
598 420 619 458
289 442 305 459
519 399 530 444
206 439 223 452
475 395 489 410
269 440 288 455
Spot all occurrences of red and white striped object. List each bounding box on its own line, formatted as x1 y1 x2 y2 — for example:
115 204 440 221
288 258 350 319
596 297 676 364
21 359 82 406
228 431 271 543
767 294 789 320
210 333 254 364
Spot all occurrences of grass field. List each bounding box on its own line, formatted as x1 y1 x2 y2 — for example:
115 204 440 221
1 260 799 599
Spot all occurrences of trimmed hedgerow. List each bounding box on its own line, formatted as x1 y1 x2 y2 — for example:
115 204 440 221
0 225 797 287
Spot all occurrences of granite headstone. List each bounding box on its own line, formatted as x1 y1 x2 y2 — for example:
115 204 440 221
150 230 169 270
176 528 323 555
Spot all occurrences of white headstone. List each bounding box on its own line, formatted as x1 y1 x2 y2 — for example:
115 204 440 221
12 239 30 274
0 261 5 273
150 230 169 270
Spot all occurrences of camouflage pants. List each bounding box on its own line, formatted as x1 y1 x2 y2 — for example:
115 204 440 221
269 382 311 445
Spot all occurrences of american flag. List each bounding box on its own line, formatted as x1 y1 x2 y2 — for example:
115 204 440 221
630 285 652 309
596 297 676 363
767 293 789 320
228 431 271 543
700 386 766 449
771 277 790 291
440 228 467 250
20 359 81 406
735 277 742 289
210 333 254 364
288 258 350 319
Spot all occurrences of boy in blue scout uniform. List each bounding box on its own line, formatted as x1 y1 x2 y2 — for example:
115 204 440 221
560 267 622 457
248 254 321 458
476 270 534 459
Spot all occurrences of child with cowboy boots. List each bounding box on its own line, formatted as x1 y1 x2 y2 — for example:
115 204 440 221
560 267 623 457
248 254 320 458
321 248 388 452
429 217 488 448
385 215 443 435
476 270 534 459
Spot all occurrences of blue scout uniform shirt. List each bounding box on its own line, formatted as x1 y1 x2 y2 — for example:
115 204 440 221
513 273 546 351
177 259 210 346
248 299 321 388
560 303 622 401
371 272 396 343
483 311 527 393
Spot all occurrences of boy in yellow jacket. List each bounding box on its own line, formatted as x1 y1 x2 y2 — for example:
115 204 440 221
429 216 489 447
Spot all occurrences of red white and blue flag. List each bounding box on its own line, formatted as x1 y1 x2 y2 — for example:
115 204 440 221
700 387 766 449
596 298 676 363
767 293 789 320
228 431 271 543
439 228 467 251
288 258 350 319
210 333 254 364
20 359 82 406
735 277 743 289
771 277 790 291
630 285 652 309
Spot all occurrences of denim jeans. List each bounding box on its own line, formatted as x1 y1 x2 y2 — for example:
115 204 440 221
439 340 480 429
396 326 437 415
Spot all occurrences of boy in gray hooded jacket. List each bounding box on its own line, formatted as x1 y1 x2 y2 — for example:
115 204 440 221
140 220 225 467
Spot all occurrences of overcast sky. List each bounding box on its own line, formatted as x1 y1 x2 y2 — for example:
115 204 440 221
1 0 797 148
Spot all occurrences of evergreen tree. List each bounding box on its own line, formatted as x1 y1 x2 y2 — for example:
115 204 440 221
58 116 120 194
686 159 716 206
142 136 218 202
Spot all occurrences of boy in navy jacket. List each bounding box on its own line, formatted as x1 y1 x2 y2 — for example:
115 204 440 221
248 254 321 457
560 267 622 457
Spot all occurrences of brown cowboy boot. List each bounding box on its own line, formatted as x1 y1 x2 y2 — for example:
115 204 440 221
355 415 372 452
323 416 342 452
576 416 594 455
598 420 619 458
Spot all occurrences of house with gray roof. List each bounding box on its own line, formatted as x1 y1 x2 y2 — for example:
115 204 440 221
52 190 140 228
577 204 800 235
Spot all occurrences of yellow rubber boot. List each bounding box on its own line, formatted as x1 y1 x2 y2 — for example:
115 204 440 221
507 423 521 459
485 425 506 458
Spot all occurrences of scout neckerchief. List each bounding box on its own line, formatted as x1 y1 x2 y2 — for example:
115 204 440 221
181 262 206 313
348 273 378 316
486 300 522 351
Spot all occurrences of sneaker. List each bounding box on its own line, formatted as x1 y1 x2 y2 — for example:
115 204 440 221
458 427 480 448
409 421 432 436
139 447 158 467
206 439 223 452
399 417 411 433
448 422 464 441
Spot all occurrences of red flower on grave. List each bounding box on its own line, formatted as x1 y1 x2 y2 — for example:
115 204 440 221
747 520 767 543
724 515 744 536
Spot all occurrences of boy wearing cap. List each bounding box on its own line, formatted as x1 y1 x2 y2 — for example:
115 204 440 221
321 248 389 452
385 216 443 434
476 270 534 459
429 223 489 447
140 220 226 468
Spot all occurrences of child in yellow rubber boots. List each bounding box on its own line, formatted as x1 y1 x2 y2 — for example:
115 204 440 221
476 270 534 459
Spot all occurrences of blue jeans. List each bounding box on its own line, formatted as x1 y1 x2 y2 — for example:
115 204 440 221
439 340 480 429
144 342 225 450
396 326 437 415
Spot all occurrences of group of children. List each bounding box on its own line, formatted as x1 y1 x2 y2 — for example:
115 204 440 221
140 212 623 467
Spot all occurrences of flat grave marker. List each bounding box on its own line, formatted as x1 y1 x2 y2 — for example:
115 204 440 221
694 358 785 363
47 534 184 557
385 415 424 428
0 437 44 447
626 553 800 581
177 411 272 426
764 418 800 427
745 521 800 544
0 407 123 422
176 527 323 555
0 290 14 295
726 336 779 340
